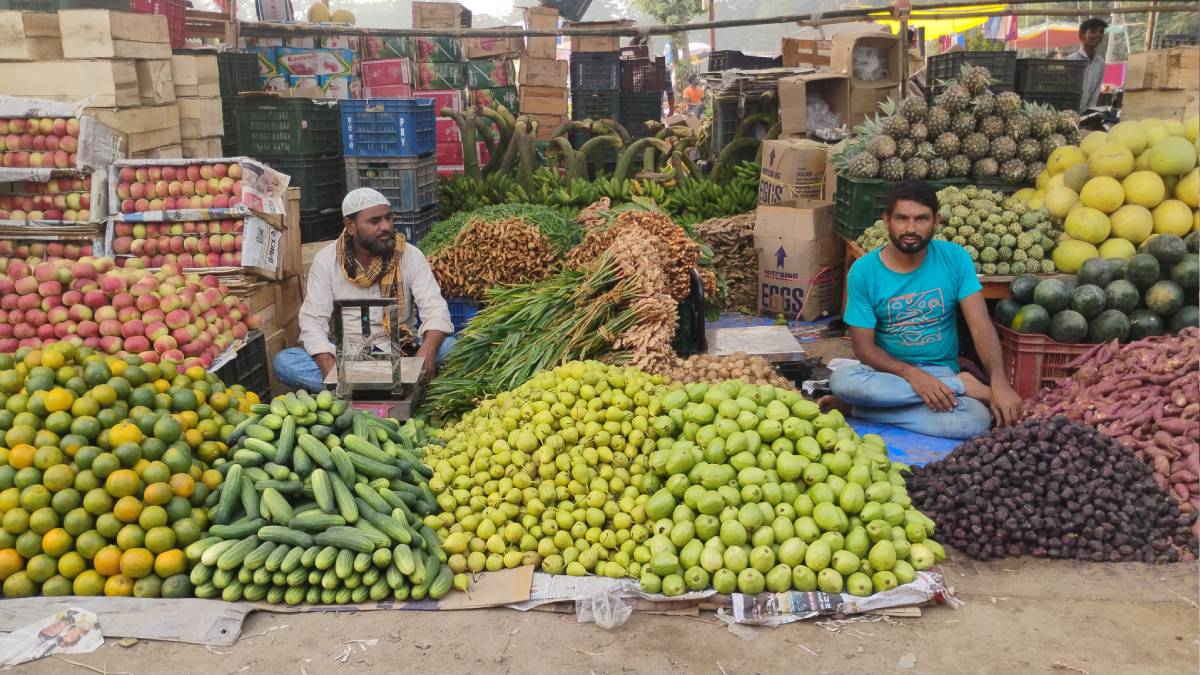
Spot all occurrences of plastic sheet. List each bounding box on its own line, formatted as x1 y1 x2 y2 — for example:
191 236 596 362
574 592 633 629
853 46 891 82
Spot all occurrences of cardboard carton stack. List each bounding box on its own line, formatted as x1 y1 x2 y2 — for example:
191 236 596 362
519 6 567 141
0 10 183 159
412 2 470 174
171 54 224 158
1123 46 1199 122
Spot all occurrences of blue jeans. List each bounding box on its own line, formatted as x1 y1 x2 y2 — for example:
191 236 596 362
274 336 457 393
829 363 991 440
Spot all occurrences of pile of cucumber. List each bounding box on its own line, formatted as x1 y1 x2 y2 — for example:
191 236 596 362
186 390 453 605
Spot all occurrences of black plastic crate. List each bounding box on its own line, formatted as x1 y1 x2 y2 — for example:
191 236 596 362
570 52 622 91
218 51 261 98
300 208 344 243
620 92 663 138
1156 33 1199 49
395 205 438 243
235 96 343 156
542 0 591 22
1022 91 1080 112
711 96 765 155
621 57 667 93
1016 58 1086 97
707 50 782 72
672 269 707 357
571 89 620 123
259 153 346 212
214 330 270 401
345 155 438 213
927 50 1017 95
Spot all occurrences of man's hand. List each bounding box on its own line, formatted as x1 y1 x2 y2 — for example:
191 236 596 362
905 368 958 413
414 345 436 381
314 353 336 378
990 381 1023 427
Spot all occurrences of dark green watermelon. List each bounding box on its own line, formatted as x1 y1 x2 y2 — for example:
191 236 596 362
1105 279 1141 314
1186 231 1199 254
1049 310 1089 344
1105 258 1127 281
1070 284 1107 319
1125 253 1161 290
1009 274 1040 305
994 298 1021 327
1145 280 1185 316
1170 255 1198 290
1077 257 1114 288
1128 309 1165 340
1088 309 1132 343
1012 304 1051 335
1169 306 1199 333
1143 234 1187 267
1033 278 1071 314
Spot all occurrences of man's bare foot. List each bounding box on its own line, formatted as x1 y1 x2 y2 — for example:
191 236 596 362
958 372 992 403
817 395 851 415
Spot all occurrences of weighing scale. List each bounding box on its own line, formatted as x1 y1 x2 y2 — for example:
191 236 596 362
322 299 427 420
704 324 827 387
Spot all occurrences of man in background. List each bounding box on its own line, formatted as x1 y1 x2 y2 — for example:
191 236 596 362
1068 17 1108 110
683 76 705 118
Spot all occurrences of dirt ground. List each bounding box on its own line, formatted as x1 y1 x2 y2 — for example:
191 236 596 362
18 555 1199 675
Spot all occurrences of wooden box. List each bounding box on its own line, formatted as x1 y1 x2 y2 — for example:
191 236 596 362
518 58 567 88
567 20 631 53
58 10 171 60
412 1 468 29
524 6 558 59
136 59 176 105
0 60 139 108
518 86 567 115
1121 89 1200 122
176 97 224 138
88 104 182 154
180 136 222 158
0 11 62 61
172 54 221 97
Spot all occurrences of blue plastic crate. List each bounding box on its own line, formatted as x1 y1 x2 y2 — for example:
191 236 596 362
345 155 438 212
339 98 436 158
447 298 481 333
396 205 439 243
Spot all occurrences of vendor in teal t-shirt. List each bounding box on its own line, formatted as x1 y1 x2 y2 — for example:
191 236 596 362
826 180 1022 439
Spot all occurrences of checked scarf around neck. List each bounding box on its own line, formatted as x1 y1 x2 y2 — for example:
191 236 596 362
336 230 407 332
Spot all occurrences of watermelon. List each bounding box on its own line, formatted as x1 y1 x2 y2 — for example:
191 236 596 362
1144 280 1185 316
1104 279 1140 314
1143 234 1187 267
1125 253 1161 290
1170 256 1198 291
1077 257 1114 288
1069 284 1107 319
1104 258 1126 281
1128 309 1165 340
1088 309 1131 343
1012 304 1051 334
994 298 1021 328
1033 278 1071 314
1186 231 1199 254
1169 306 1199 333
1049 310 1088 344
1009 274 1040 304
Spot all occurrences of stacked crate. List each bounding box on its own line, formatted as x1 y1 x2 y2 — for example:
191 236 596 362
340 99 439 242
519 6 567 141
1122 46 1199 122
412 2 469 175
171 53 223 158
466 30 520 120
0 10 183 159
619 55 666 139
570 46 621 172
216 50 260 156
235 95 345 242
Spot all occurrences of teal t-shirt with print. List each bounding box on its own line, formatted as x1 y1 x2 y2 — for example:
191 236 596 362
844 239 982 372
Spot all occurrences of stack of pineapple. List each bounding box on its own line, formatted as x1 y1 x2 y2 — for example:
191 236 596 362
840 66 1080 183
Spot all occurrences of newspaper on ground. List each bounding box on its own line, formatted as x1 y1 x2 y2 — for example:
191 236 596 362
0 608 103 668
509 573 716 612
730 571 959 626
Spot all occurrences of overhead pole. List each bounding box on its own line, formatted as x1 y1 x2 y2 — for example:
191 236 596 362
708 0 715 54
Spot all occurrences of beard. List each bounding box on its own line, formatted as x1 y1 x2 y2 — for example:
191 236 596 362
356 230 395 256
889 230 932 254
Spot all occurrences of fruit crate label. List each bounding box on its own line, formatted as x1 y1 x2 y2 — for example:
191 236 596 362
465 57 516 89
275 47 354 77
414 37 463 63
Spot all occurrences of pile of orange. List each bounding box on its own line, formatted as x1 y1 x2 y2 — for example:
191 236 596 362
0 343 258 598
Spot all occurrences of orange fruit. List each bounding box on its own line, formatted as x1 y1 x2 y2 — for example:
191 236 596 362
3 571 35 597
183 428 203 449
95 513 123 539
75 530 107 559
113 495 143 523
153 549 186 577
0 548 23 580
41 574 74 596
44 388 74 413
93 545 123 575
0 488 18 511
143 482 172 506
82 488 113 515
138 505 167 530
201 469 222 491
26 553 57 583
119 547 154 578
107 422 143 447
41 528 73 557
185 365 206 381
6 444 34 470
104 469 140 498
144 526 175 554
73 569 106 596
57 551 87 579
115 523 145 550
209 392 229 412
27 507 58 535
42 464 75 493
104 573 134 596
140 461 171 485
40 350 64 370
168 473 195 498
89 383 117 407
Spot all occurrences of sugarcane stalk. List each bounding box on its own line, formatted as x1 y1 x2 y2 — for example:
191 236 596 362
756 121 783 163
594 119 632 146
477 106 512 175
616 137 670 180
670 151 689 188
579 134 621 179
516 119 536 192
733 113 772 139
544 136 577 178
711 137 759 182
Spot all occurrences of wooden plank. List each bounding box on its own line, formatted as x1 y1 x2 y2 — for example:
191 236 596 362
176 97 224 137
180 136 223 157
87 104 180 136
58 9 171 60
0 597 251 646
172 54 220 97
0 11 62 61
131 144 183 159
1121 89 1200 122
0 60 139 108
136 59 176 105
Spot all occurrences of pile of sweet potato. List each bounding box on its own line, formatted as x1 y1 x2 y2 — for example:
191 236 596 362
1026 328 1200 518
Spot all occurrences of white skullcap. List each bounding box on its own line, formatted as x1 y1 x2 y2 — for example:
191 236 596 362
342 188 390 217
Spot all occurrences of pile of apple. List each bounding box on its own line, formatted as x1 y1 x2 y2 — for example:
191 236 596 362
0 117 79 169
0 240 95 261
0 256 259 368
116 162 243 213
0 176 93 222
112 219 243 270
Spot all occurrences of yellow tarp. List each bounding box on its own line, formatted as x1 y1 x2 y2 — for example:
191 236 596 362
871 4 1005 40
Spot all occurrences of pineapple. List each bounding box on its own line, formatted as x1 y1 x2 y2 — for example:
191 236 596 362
990 136 1017 161
938 85 971 113
1041 133 1066 160
978 115 1005 139
900 96 928 122
1000 159 1026 183
996 262 1011 275
882 113 910 137
981 262 998 275
995 91 1022 117
962 132 990 160
973 157 999 177
1028 105 1056 138
972 91 996 117
949 154 972 177
952 111 976 136
960 65 992 95
1006 114 1031 141
928 157 949 180
906 156 930 180
868 134 897 159
1027 161 1046 177
933 132 960 157
896 138 916 159
1017 138 1042 163
848 152 881 178
1056 109 1078 134
880 157 905 181
998 245 1013 262
1064 127 1081 145
926 107 952 135
910 122 929 142
1040 259 1056 274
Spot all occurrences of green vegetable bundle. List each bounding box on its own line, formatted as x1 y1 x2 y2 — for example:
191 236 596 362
419 203 581 257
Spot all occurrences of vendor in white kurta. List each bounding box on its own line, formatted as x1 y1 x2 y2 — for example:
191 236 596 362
273 188 455 392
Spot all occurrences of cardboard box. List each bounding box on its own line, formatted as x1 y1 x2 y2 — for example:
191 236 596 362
321 75 352 100
524 6 559 59
362 36 413 61
88 104 181 154
364 83 414 98
471 87 518 114
279 187 302 279
109 157 291 219
1121 89 1199 122
415 61 466 90
414 36 464 63
467 57 516 89
176 98 224 138
849 85 892 128
134 60 176 105
754 202 842 321
568 20 631 52
180 136 222 158
435 118 461 144
252 48 279 78
528 113 567 140
0 11 63 61
417 90 464 112
831 33 902 88
518 58 567 88
0 60 139 108
58 9 171 60
276 47 354 77
758 139 831 205
437 141 463 166
361 58 413 87
128 144 182 159
171 54 220 97
782 37 830 68
412 1 469 29
518 87 568 115
778 73 849 137
466 35 524 60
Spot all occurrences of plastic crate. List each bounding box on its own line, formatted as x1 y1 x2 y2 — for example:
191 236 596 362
447 298 482 333
218 51 261 98
1156 33 1199 49
620 92 663 139
300 208 343 243
0 0 125 10
568 130 618 176
130 0 186 49
339 98 436 158
259 153 346 212
235 97 342 156
213 330 270 401
570 52 622 91
927 51 1017 95
1022 91 1080 112
711 96 765 155
571 89 620 122
1015 58 1086 97
344 155 438 212
672 269 707 357
542 0 591 22
996 323 1091 399
395 205 438 243
621 57 667 93
834 176 966 240
706 50 781 72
